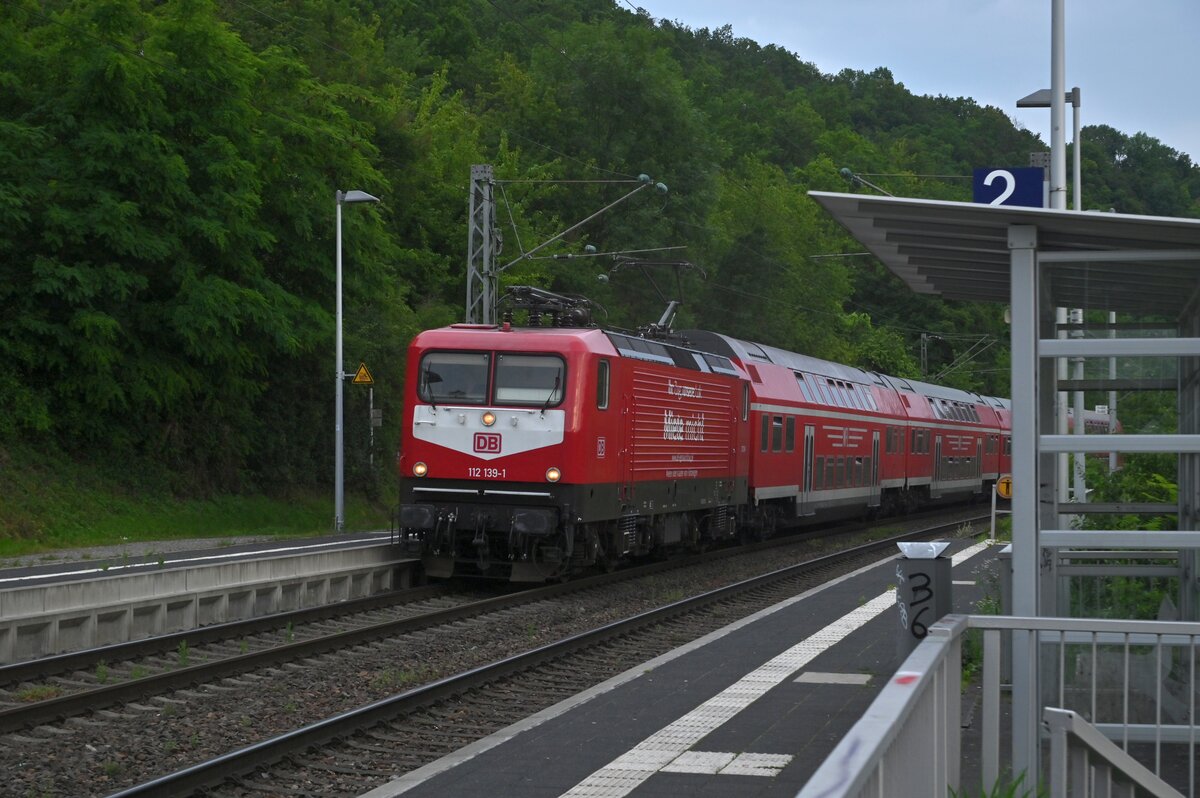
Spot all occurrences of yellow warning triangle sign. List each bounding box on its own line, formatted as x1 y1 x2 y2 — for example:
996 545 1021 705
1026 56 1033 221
352 362 374 385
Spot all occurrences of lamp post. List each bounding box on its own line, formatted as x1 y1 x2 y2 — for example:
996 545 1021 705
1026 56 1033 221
334 189 380 532
1016 87 1082 210
1017 86 1087 510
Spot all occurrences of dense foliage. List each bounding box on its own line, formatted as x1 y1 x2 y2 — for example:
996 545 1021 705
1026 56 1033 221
2 0 1197 499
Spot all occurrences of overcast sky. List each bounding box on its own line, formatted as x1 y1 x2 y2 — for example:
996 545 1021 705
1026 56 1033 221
638 0 1198 165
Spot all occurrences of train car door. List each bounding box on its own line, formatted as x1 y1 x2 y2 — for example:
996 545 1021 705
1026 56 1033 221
870 431 881 507
799 424 816 516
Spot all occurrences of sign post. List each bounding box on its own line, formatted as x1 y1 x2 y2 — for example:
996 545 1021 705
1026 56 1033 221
992 475 1013 539
351 363 377 467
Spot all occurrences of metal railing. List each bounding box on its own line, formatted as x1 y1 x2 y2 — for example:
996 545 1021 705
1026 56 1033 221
1045 707 1182 797
799 614 1199 797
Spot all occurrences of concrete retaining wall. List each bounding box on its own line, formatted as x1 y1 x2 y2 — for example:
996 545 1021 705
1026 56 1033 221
0 546 416 663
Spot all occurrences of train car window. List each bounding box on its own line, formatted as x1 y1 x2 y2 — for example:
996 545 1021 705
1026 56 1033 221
811 379 828 404
854 457 864 487
596 360 610 410
795 372 815 403
418 352 490 405
825 457 836 488
846 383 864 410
771 416 783 452
814 456 824 489
785 417 795 452
911 428 918 454
494 354 565 406
760 416 769 452
834 457 844 488
826 380 844 407
742 382 749 422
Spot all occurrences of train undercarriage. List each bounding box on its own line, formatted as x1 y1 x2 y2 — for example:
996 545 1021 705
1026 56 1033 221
398 498 742 582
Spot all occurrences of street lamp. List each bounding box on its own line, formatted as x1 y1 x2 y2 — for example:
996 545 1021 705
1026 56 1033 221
334 189 380 532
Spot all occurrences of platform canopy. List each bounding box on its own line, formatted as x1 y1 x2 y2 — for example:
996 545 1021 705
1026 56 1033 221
808 192 1200 316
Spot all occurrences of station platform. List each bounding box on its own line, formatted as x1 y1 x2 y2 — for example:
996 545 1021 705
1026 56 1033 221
365 537 1000 798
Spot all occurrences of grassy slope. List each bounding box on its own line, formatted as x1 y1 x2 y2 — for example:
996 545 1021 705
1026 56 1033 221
0 444 392 557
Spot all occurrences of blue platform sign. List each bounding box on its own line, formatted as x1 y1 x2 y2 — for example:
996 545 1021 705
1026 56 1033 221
972 167 1045 208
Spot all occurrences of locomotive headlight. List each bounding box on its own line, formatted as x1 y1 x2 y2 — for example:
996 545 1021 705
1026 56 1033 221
413 462 428 477
481 411 496 427
545 466 561 483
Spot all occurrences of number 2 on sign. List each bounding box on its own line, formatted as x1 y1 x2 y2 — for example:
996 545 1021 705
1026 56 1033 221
984 170 1016 205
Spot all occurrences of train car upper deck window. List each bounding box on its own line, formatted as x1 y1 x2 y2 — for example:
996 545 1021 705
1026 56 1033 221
795 372 815 403
844 382 864 410
596 360 610 410
418 352 489 405
494 354 564 406
826 379 845 408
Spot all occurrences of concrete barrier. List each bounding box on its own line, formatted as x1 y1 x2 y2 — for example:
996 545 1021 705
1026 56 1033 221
0 545 417 663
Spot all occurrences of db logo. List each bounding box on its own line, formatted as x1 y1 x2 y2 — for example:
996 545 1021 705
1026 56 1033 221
473 432 502 454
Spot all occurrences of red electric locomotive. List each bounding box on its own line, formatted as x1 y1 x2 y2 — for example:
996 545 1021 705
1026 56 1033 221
397 289 750 581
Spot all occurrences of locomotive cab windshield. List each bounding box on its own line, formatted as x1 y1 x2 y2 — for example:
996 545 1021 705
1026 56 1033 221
419 352 489 404
418 351 565 407
494 353 564 406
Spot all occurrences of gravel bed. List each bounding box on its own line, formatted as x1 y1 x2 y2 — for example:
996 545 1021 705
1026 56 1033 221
0 511 986 796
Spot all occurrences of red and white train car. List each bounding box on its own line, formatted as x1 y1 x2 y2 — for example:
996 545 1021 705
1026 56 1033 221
681 332 1011 524
397 323 750 581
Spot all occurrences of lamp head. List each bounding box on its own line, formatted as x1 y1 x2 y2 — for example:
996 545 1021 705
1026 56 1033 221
338 189 381 204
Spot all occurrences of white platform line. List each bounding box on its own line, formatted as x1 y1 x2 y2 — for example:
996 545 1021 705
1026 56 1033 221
559 539 992 797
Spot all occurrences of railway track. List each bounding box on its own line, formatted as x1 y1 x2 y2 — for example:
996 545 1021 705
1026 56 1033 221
0 518 859 730
0 509 987 796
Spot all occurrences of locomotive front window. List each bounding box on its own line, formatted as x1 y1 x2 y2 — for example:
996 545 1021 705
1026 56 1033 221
495 354 565 406
418 352 489 404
